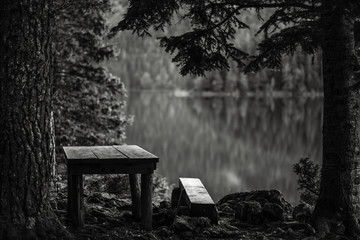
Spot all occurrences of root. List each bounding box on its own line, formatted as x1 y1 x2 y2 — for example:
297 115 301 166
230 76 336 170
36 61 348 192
311 212 360 238
0 214 73 240
344 213 360 237
312 216 330 238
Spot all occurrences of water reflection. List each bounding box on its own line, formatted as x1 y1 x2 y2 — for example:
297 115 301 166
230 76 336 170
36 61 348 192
125 91 323 204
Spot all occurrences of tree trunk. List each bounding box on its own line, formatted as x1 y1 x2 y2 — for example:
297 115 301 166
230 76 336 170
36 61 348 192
312 2 360 236
0 0 69 239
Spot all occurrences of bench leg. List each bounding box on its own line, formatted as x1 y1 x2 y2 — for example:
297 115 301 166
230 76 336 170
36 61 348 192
129 174 141 220
141 173 153 231
71 174 84 227
67 172 72 219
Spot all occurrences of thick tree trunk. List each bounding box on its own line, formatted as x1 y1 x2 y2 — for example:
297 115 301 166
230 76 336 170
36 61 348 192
0 0 69 239
312 2 360 236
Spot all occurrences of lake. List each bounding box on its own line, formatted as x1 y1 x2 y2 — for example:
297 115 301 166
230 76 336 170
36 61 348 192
125 91 323 205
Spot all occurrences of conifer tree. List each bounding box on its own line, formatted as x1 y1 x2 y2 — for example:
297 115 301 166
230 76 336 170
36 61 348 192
114 0 360 236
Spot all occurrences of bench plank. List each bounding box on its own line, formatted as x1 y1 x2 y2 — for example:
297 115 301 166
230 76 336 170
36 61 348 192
91 146 127 159
113 145 158 160
179 178 214 205
179 178 218 224
63 146 98 160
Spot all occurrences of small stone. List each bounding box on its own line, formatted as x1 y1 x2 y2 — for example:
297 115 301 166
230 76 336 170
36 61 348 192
219 205 235 216
286 227 296 237
160 200 171 209
195 217 212 228
257 235 268 240
25 217 36 229
301 237 318 240
171 216 194 232
144 232 158 240
303 223 316 235
275 227 286 236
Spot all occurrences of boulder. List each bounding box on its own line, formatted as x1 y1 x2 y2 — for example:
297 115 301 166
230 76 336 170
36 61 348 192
234 201 263 224
218 190 292 214
292 203 313 221
262 203 285 221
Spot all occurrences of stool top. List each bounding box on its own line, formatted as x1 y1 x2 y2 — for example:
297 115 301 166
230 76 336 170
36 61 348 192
63 145 159 165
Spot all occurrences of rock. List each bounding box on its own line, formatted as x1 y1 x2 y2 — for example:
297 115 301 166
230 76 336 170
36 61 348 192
218 190 293 214
303 223 316 235
234 201 263 224
133 232 158 240
274 227 286 236
219 205 235 216
156 226 172 237
262 203 285 221
153 206 177 228
246 190 292 213
160 200 171 209
286 227 296 237
205 225 241 237
193 217 212 228
301 237 318 240
171 216 194 232
87 193 104 204
293 203 313 221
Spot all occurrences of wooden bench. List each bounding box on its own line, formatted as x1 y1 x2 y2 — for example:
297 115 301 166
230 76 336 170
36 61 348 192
178 178 219 224
63 145 159 231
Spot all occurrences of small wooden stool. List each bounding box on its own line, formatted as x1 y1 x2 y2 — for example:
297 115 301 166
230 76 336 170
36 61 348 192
63 145 159 230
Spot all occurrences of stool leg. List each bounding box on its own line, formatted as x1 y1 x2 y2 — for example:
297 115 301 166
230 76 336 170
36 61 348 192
129 174 141 219
141 173 153 231
72 174 84 227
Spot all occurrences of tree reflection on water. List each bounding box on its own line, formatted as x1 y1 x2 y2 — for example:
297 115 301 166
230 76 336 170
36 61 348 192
125 91 323 205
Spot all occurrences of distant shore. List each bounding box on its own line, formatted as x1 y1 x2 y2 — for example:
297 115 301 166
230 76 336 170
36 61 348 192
129 88 324 98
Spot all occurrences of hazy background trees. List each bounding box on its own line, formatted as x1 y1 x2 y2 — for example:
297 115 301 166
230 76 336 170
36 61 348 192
106 0 322 94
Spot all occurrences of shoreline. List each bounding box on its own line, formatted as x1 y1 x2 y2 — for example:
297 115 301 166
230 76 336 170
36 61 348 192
128 88 324 99
52 173 320 240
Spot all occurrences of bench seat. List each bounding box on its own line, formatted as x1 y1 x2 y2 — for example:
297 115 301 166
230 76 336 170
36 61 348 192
179 177 219 224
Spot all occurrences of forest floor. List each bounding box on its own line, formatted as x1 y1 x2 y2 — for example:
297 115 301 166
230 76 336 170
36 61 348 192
51 174 345 240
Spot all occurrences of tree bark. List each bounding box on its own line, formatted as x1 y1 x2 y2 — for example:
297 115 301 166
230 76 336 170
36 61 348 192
0 0 69 239
312 1 360 236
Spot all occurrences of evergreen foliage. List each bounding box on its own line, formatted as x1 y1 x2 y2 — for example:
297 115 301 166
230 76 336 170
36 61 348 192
53 0 131 153
293 157 320 206
112 0 323 76
108 1 322 93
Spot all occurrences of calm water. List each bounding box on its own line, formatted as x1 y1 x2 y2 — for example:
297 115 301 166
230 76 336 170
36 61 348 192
125 91 323 205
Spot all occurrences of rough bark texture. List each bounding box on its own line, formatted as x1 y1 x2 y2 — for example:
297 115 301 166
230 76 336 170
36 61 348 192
312 1 360 236
0 0 70 239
